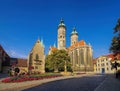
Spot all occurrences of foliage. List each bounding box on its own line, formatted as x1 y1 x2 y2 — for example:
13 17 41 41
45 50 71 72
1 73 63 83
110 18 120 73
110 18 120 54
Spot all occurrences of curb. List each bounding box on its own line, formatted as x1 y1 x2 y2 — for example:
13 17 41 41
0 74 88 91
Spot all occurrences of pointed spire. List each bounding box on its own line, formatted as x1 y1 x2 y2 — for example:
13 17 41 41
73 27 76 32
36 36 40 43
88 43 92 47
60 18 64 24
58 18 66 29
40 37 45 48
53 42 56 48
71 27 78 36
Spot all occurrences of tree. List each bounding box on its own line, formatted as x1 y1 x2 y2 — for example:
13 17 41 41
110 18 120 77
110 18 120 54
45 50 71 72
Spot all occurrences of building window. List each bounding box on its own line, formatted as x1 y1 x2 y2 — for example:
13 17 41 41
98 60 99 62
60 35 62 38
106 63 108 65
36 54 39 60
35 66 38 69
80 49 84 65
107 68 109 71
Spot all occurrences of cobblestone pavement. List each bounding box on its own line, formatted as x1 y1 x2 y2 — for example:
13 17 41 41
23 75 106 91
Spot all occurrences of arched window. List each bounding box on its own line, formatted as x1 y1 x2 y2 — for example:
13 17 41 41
80 49 84 65
36 54 39 60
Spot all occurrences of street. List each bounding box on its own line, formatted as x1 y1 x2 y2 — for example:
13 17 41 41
23 75 106 91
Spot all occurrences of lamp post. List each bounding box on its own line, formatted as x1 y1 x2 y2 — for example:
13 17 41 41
64 60 67 73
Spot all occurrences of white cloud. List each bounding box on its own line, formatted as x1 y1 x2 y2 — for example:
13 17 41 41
8 50 27 58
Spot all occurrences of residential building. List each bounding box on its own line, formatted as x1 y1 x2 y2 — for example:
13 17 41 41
94 56 114 74
0 45 10 73
93 54 120 74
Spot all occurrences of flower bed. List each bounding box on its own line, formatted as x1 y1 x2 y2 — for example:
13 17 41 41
1 74 63 83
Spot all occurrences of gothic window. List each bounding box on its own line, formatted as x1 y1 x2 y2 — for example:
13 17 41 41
71 52 73 65
36 54 39 60
76 49 78 64
35 66 38 69
80 49 84 65
86 48 89 65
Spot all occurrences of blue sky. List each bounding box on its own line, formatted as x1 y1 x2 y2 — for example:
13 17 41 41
0 0 120 58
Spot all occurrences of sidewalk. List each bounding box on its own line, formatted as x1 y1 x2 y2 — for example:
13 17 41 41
0 74 119 91
0 74 88 91
95 74 120 91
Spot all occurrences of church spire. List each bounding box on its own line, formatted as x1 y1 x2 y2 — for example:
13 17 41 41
70 27 78 45
53 42 56 48
71 27 78 36
40 38 45 48
36 36 40 43
58 18 66 29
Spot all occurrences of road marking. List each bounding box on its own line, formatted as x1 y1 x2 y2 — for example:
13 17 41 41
94 76 108 91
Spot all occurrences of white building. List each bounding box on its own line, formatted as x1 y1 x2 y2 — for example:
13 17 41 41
95 56 114 74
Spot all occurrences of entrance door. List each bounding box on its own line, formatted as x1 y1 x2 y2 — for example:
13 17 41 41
101 68 105 74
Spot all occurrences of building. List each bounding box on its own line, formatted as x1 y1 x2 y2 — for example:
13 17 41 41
10 58 28 74
93 54 120 74
28 38 45 73
94 56 114 74
49 19 93 72
0 45 10 73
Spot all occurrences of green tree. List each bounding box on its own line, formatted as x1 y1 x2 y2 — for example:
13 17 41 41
110 18 120 73
110 18 120 54
45 50 71 72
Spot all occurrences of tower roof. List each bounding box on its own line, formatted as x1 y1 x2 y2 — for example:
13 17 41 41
71 27 78 36
58 18 66 29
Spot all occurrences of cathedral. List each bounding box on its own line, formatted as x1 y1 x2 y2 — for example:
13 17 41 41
49 19 93 72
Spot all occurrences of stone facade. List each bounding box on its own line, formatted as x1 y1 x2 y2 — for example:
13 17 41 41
28 39 45 73
58 19 66 50
49 19 93 72
68 40 93 72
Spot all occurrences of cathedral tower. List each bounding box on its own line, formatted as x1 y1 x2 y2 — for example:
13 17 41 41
58 19 66 50
70 27 78 45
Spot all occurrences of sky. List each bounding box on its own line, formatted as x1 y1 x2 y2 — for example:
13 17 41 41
0 0 120 58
